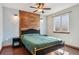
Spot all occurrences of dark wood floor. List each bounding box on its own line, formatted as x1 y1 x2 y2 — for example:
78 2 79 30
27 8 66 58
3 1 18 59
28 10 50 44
0 45 79 55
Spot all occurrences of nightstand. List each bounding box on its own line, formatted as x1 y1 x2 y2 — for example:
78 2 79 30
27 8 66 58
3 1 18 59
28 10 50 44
12 38 20 47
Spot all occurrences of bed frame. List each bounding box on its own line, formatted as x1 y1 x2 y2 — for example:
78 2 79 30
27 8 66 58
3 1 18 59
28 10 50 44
21 29 65 55
21 29 40 34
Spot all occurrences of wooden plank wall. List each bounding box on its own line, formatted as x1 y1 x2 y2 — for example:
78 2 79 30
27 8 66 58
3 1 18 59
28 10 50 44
19 10 40 31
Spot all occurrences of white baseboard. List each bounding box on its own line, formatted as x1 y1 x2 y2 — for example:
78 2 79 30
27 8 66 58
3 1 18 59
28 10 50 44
65 44 79 49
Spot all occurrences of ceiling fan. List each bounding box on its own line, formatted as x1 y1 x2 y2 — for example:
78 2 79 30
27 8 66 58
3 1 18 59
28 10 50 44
30 3 51 13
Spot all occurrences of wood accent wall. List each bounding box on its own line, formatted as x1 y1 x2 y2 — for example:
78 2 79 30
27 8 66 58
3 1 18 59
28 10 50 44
19 10 40 31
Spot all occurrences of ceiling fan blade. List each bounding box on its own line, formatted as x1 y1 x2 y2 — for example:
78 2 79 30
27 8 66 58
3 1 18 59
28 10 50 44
33 10 38 13
42 11 44 13
30 6 36 8
43 8 51 10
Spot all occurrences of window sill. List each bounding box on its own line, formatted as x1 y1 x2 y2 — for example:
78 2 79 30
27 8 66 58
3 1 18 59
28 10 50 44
53 31 70 34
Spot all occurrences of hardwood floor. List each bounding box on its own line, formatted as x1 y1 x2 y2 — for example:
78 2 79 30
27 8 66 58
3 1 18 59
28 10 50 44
64 45 79 55
0 46 31 55
0 45 79 55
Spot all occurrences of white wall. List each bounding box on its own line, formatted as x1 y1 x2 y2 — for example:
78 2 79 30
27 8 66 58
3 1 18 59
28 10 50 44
3 7 19 46
40 15 47 35
47 4 79 48
0 5 3 50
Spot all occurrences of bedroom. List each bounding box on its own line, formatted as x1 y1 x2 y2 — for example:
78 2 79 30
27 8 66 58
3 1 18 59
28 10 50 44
0 3 79 55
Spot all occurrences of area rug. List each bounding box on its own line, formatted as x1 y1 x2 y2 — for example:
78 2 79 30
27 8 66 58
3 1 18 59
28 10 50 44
47 49 69 55
54 49 69 55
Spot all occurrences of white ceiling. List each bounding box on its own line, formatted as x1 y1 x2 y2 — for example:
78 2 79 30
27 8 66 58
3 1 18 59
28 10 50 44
0 3 78 15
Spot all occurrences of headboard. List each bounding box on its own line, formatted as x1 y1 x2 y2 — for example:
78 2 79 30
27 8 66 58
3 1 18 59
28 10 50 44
21 29 40 34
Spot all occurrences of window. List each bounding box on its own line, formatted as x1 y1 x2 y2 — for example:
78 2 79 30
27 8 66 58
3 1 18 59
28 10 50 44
53 13 69 34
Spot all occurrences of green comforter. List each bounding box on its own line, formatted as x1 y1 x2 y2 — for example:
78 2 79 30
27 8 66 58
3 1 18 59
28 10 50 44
21 34 62 54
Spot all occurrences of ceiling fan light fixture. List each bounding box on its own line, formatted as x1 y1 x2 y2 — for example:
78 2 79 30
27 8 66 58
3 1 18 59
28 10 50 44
30 3 51 13
38 9 43 12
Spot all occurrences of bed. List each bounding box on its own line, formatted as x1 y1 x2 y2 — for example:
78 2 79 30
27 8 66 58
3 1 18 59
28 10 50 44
21 29 64 55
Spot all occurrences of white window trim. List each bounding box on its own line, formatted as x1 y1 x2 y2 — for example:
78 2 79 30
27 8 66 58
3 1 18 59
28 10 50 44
53 13 70 34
